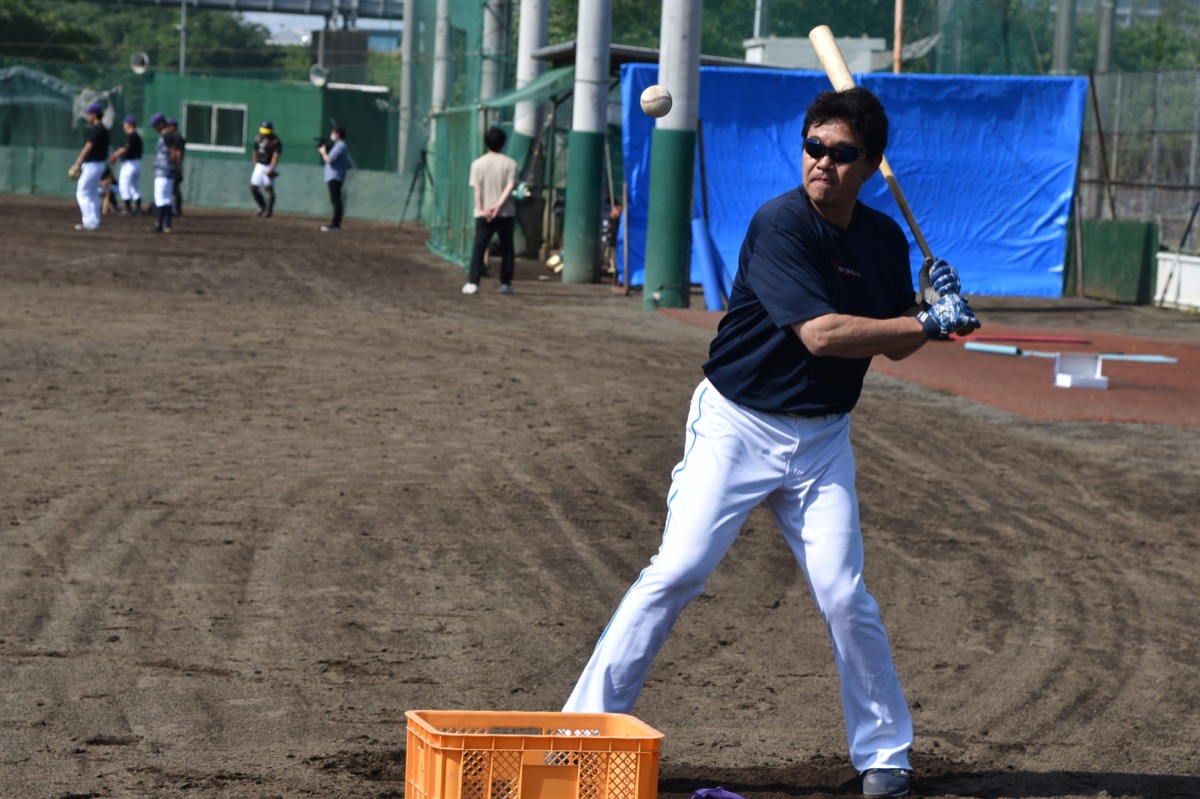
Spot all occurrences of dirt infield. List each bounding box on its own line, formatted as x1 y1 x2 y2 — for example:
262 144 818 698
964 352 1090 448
2 195 1199 799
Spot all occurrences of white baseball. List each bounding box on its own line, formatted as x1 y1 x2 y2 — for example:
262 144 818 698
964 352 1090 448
639 85 673 118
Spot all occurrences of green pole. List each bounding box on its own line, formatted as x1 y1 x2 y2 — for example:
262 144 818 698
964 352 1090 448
561 129 605 283
643 127 695 309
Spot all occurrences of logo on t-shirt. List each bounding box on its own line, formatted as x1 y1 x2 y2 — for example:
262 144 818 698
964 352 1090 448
835 260 862 278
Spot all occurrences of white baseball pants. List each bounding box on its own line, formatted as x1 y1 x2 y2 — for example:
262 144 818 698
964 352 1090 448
75 162 105 229
250 163 275 187
154 176 174 208
118 160 142 201
563 378 913 773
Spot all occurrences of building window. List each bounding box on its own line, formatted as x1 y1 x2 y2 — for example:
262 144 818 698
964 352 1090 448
182 102 247 152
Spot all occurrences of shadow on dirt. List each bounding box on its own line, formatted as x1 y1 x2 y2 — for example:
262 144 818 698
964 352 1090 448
659 762 1200 798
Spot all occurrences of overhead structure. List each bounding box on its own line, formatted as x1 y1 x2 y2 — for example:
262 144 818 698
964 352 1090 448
110 0 403 22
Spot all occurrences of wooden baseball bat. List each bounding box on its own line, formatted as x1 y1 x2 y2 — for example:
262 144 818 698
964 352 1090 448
808 25 937 305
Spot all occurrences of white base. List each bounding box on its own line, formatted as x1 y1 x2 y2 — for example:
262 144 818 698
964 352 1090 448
1054 353 1109 390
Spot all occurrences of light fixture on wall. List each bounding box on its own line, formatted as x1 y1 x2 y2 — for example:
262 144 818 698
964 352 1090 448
309 64 330 88
130 52 150 75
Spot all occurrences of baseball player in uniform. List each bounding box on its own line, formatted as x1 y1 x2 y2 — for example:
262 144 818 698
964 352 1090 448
250 120 282 217
109 115 143 216
148 112 181 233
561 88 980 799
70 102 109 231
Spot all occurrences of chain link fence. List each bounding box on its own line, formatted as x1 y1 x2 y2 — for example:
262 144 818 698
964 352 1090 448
1079 69 1200 251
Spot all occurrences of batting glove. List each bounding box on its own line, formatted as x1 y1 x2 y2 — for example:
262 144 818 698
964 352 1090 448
917 293 981 339
920 256 962 299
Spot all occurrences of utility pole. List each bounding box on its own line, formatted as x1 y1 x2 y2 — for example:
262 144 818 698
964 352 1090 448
643 0 702 308
178 0 187 76
753 0 768 38
399 0 416 172
512 0 549 165
480 0 508 123
560 0 611 284
431 0 450 115
1096 0 1114 74
1051 0 1076 75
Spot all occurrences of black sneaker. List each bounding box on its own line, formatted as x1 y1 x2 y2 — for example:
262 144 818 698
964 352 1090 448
320 225 340 232
862 769 911 798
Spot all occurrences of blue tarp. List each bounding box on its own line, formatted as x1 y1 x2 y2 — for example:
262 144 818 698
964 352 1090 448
619 64 1088 299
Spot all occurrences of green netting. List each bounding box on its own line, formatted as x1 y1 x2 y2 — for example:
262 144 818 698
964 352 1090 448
1079 69 1200 248
0 61 126 148
930 2 1048 76
426 107 477 267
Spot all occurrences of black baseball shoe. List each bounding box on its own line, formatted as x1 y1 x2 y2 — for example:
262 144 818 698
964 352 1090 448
862 768 911 798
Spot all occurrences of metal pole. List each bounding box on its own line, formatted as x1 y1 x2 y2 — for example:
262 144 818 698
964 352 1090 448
643 0 702 308
179 0 187 76
935 0 952 74
398 0 415 172
1096 0 1114 74
481 0 506 113
1151 70 1161 224
560 0 611 284
514 0 549 144
1088 70 1117 219
753 0 768 39
1051 0 1075 76
431 0 450 115
1111 72 1122 188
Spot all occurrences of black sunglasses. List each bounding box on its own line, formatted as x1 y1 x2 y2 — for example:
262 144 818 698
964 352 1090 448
803 138 869 164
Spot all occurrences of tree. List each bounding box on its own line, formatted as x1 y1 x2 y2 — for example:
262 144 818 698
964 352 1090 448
5 1 283 73
0 0 96 63
547 0 942 62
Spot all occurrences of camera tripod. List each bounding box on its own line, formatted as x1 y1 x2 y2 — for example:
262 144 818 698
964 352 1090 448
400 148 429 225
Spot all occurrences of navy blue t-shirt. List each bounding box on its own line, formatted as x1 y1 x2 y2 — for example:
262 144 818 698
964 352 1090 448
703 187 916 416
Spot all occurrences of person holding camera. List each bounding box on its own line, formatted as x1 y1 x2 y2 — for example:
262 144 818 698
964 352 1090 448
318 126 350 232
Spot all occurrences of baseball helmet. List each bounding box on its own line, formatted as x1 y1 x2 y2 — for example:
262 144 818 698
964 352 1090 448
166 118 179 128
149 112 166 127
85 102 104 117
124 115 137 125
259 120 274 134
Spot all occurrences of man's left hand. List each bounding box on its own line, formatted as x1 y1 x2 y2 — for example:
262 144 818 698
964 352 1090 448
921 257 961 299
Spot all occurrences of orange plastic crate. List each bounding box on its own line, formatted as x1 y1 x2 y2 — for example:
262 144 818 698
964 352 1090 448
405 710 663 799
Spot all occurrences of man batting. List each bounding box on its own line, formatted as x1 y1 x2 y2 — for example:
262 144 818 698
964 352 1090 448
562 87 979 799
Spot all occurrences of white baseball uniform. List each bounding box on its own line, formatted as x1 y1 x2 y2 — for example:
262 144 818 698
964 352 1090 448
563 186 919 775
